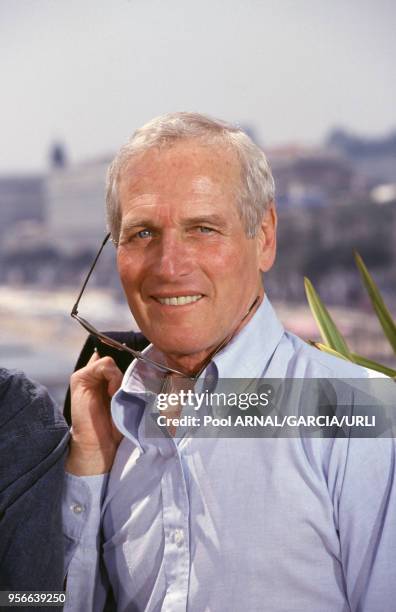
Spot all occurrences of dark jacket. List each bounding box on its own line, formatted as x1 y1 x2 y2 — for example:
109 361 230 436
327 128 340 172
0 368 69 598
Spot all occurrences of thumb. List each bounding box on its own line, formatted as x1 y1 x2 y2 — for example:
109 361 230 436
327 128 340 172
87 348 100 364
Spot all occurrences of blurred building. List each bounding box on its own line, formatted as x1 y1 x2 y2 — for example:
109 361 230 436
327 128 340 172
45 157 111 254
0 176 44 245
267 146 354 208
327 128 396 188
1 128 395 305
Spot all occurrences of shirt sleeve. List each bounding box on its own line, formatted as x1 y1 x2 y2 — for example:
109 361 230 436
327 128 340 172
336 436 396 611
62 472 109 612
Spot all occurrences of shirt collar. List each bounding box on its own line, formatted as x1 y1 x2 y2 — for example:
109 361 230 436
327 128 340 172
210 295 284 381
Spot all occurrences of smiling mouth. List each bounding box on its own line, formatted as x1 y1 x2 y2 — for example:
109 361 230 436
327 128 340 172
155 294 203 306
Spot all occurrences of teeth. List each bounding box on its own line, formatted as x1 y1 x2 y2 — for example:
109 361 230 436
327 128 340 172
157 295 202 306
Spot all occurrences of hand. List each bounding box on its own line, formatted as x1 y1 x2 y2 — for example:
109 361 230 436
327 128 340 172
66 351 124 476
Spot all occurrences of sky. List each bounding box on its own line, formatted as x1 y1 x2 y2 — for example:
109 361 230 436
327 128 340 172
1 0 395 173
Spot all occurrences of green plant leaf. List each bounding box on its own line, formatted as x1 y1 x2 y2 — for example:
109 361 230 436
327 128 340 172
311 342 396 378
309 341 348 361
354 251 396 355
350 352 396 378
304 278 352 358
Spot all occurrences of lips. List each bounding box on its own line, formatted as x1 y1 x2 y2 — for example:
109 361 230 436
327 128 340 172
155 294 203 306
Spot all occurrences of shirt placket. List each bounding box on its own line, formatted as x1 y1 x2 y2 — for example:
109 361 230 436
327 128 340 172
159 437 191 612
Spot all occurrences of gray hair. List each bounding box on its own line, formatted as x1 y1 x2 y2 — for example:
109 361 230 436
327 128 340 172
106 112 275 241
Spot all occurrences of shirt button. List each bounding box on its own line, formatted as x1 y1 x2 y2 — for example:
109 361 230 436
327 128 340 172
173 529 184 547
70 503 85 514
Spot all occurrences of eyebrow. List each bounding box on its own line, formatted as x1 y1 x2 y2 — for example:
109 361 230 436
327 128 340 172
182 214 227 227
119 219 157 234
120 213 228 233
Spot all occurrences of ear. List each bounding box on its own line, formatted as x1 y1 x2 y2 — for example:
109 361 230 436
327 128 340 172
256 203 277 273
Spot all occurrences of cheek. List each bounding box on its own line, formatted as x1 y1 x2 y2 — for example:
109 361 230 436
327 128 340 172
203 241 243 267
116 253 141 297
199 244 257 292
220 244 258 276
116 256 129 289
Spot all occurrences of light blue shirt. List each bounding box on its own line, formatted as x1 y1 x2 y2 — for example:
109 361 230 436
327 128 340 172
63 297 396 611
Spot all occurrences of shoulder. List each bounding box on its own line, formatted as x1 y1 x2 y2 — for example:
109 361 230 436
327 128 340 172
281 331 374 378
0 367 43 414
0 367 67 431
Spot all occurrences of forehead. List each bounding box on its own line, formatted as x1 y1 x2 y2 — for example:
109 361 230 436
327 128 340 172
118 140 242 204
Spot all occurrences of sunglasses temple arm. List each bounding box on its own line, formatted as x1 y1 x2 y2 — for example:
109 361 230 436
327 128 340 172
71 233 111 316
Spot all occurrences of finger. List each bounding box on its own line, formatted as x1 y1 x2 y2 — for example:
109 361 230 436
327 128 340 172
72 355 120 389
95 356 123 395
90 357 123 397
87 348 100 364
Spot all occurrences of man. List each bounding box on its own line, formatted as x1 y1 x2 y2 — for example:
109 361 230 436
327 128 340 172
63 113 395 611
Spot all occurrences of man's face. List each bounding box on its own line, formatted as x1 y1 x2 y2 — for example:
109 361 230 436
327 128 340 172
116 140 276 372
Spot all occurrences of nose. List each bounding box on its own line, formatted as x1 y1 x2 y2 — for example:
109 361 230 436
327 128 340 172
153 231 195 280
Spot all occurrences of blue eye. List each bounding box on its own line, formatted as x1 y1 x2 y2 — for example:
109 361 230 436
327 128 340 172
137 229 152 239
197 226 214 234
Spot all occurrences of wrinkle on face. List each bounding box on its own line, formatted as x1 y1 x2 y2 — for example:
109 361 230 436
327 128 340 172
119 154 241 236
